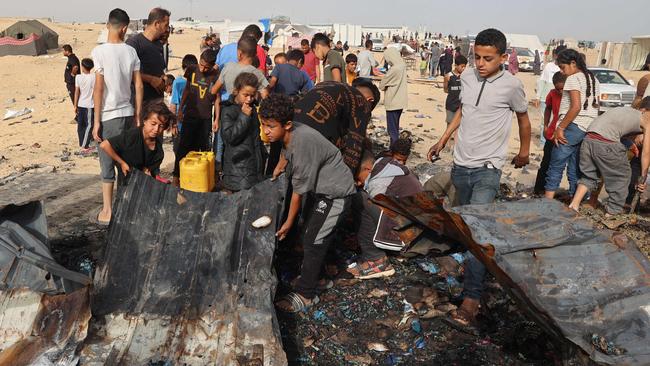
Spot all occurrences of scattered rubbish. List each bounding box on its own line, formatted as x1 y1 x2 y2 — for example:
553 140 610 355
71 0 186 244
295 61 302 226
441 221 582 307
39 118 48 123
374 193 650 365
252 215 272 228
344 354 372 365
591 334 627 356
26 95 36 100
57 149 71 162
406 109 419 112
367 288 389 298
31 142 41 148
7 121 21 126
313 310 328 321
417 260 440 274
4 98 15 105
416 123 424 128
367 342 389 352
3 107 33 120
414 336 426 349
436 106 443 112
426 98 435 101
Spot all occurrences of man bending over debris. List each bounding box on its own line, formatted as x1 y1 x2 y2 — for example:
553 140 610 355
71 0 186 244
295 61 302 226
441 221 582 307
568 97 650 214
427 28 531 334
260 94 355 313
347 139 423 279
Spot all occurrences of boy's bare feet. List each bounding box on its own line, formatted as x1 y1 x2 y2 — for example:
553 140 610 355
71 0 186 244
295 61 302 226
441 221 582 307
275 292 318 313
97 209 111 224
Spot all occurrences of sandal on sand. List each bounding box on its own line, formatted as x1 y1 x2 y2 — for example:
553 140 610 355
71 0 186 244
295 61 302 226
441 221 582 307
443 308 479 335
275 292 320 313
89 208 110 227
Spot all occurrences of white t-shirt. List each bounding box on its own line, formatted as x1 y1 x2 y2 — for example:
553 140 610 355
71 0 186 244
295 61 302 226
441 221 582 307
91 43 140 121
558 72 600 131
74 73 95 108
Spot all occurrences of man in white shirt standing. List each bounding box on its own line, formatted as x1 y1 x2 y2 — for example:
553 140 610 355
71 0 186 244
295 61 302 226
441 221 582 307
357 39 379 78
535 48 560 144
91 8 143 225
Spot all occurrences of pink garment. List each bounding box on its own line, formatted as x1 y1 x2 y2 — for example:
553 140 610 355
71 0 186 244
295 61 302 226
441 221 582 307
508 48 519 75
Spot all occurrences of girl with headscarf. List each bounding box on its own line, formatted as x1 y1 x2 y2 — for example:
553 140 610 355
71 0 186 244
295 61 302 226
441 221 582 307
508 47 519 75
380 48 408 146
533 50 541 75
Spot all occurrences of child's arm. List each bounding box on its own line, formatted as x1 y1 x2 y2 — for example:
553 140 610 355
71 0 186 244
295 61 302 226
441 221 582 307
512 111 531 168
268 76 278 90
428 108 461 159
178 82 190 123
543 104 552 129
276 192 302 240
553 90 581 145
443 74 450 93
133 70 144 127
213 94 221 132
331 67 342 82
99 140 130 176
221 105 253 146
92 73 104 142
210 79 223 96
73 86 80 115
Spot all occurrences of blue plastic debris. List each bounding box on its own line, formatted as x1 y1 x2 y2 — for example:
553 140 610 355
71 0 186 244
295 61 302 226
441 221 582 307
411 319 422 334
415 337 426 349
417 260 440 274
451 252 466 264
313 310 327 321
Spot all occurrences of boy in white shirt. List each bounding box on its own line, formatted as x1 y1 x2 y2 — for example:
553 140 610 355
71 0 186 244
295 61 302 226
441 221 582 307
91 8 143 225
73 58 96 151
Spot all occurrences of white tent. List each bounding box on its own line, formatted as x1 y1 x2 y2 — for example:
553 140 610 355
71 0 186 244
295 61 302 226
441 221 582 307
505 33 545 55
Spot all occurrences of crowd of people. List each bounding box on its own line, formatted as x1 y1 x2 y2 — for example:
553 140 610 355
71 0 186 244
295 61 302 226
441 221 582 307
63 7 650 334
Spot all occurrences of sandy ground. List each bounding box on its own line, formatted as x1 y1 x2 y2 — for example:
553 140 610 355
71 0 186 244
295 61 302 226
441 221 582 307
1 18 649 196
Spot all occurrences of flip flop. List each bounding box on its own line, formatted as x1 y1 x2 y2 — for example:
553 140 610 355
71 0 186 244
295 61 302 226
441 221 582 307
89 207 110 227
443 308 479 336
275 292 320 314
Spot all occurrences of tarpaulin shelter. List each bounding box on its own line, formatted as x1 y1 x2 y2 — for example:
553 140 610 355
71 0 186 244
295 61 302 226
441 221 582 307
0 34 48 56
0 20 58 50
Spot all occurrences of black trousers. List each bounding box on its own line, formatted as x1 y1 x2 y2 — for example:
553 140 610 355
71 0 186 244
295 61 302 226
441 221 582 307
295 194 350 299
354 191 385 261
534 140 554 194
173 117 211 177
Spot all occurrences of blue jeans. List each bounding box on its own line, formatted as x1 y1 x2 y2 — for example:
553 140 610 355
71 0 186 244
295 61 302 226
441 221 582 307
213 130 224 163
451 164 501 300
386 110 402 147
544 123 585 195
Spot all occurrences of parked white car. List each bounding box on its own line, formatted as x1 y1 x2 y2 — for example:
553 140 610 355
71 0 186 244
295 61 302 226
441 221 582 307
590 68 636 113
370 38 384 51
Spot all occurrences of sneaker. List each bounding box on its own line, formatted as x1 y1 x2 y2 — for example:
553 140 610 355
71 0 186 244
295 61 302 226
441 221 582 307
347 257 395 280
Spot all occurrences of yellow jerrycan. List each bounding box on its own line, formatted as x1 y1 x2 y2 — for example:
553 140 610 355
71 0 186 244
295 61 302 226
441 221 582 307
180 151 215 192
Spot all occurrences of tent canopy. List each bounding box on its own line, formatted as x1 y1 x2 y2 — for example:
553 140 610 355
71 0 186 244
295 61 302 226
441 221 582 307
0 33 48 56
0 20 58 49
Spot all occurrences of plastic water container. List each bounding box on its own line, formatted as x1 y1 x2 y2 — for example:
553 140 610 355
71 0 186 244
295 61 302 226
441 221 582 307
186 151 215 190
180 151 215 192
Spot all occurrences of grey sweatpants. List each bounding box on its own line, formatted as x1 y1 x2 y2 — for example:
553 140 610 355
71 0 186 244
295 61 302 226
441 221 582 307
98 116 134 183
578 137 630 214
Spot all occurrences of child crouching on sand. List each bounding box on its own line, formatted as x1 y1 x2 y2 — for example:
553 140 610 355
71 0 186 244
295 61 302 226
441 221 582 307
100 101 175 181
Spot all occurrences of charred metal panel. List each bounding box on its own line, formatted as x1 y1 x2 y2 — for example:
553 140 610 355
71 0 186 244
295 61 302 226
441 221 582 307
83 170 287 365
374 194 650 365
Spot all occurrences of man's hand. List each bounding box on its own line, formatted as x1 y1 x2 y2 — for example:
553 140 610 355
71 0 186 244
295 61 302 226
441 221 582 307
150 76 165 93
170 124 178 137
427 140 446 161
532 99 540 108
636 182 646 193
92 125 102 142
511 153 530 168
135 115 141 128
74 106 78 115
241 103 253 116
120 162 130 176
553 127 568 145
276 220 293 240
272 157 288 181
212 119 219 132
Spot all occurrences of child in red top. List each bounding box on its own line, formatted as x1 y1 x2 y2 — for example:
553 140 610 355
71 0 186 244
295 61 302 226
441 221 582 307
534 71 566 194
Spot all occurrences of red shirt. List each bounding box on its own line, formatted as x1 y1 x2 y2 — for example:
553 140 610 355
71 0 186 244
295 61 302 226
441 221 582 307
301 50 318 82
545 89 562 140
257 45 267 75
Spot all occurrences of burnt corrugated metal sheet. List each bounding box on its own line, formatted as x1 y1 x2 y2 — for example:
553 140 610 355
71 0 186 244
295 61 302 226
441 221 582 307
373 193 650 365
81 170 288 365
0 201 92 366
